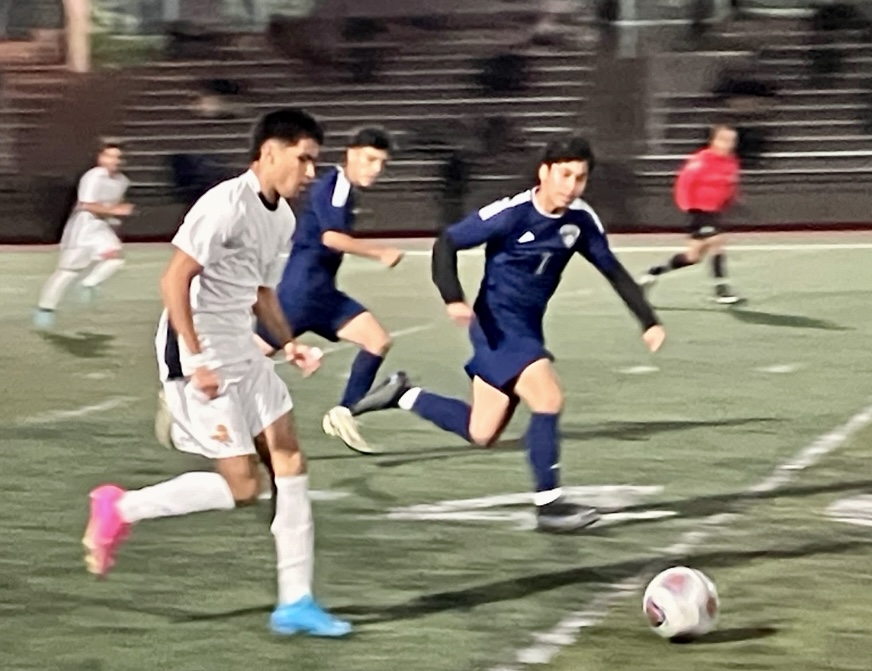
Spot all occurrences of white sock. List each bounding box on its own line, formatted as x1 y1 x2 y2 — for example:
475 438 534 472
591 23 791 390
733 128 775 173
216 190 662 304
38 269 79 310
81 258 124 288
117 471 235 524
398 387 422 411
272 475 314 605
534 488 563 507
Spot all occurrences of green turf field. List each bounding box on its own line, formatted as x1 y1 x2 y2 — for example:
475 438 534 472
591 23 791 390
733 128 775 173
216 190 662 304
2 235 872 671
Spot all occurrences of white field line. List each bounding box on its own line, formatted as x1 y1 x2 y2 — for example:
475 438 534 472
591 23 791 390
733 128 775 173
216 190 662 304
17 395 137 426
405 242 872 257
491 398 872 671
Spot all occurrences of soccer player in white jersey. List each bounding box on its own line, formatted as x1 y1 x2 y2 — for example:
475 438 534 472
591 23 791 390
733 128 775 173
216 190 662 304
34 139 133 330
82 109 351 638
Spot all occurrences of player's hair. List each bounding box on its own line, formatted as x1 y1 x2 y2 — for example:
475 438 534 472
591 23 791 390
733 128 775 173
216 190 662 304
709 123 736 141
348 126 393 152
539 135 596 174
249 108 324 162
99 137 124 152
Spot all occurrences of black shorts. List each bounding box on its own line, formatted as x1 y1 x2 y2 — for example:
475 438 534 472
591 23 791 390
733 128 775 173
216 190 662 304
687 211 723 240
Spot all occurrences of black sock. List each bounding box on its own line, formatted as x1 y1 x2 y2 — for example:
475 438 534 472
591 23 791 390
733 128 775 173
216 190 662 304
650 253 694 276
712 253 727 280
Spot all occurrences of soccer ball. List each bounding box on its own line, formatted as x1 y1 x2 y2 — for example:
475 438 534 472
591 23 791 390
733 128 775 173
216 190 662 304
642 566 719 640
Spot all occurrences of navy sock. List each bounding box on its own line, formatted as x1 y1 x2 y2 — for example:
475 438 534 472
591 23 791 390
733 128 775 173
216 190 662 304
650 253 694 276
340 350 384 408
712 253 727 280
526 413 560 494
411 391 471 442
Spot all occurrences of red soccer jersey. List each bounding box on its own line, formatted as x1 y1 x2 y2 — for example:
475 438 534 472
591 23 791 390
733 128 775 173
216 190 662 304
674 148 740 213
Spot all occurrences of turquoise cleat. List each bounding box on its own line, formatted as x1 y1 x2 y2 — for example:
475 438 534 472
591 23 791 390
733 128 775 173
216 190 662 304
270 596 352 637
33 308 56 331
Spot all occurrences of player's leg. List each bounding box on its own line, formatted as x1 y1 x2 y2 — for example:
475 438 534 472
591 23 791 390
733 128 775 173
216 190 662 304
706 234 742 304
336 310 391 408
249 360 350 637
323 308 389 454
349 371 514 447
83 380 257 577
34 227 91 329
79 226 125 301
639 236 707 294
513 358 600 533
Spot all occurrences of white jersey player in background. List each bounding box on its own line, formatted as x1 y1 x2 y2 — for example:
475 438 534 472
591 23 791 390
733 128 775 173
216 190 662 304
82 109 352 638
34 139 133 330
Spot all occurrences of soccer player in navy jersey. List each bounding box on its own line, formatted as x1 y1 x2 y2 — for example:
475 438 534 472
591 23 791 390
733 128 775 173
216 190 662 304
254 127 404 454
351 136 666 532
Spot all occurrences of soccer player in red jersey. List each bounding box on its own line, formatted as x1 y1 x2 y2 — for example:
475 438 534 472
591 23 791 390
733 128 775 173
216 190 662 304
640 124 743 304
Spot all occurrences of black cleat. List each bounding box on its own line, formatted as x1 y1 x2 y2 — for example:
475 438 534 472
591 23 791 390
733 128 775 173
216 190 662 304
536 498 601 533
714 284 744 305
349 371 411 417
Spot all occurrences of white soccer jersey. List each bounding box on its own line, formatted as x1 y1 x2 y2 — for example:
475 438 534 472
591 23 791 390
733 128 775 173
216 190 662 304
74 166 130 226
156 170 295 379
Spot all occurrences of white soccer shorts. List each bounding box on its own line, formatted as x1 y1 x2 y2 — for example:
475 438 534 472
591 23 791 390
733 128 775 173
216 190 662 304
59 214 122 270
162 356 294 460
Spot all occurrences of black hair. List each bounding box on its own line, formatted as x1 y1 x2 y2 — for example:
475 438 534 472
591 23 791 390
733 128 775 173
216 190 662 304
249 108 324 162
99 137 124 152
348 126 393 152
539 135 596 174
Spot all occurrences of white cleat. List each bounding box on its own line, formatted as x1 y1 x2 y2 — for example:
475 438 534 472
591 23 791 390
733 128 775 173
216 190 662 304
154 389 175 449
638 273 658 296
322 406 376 455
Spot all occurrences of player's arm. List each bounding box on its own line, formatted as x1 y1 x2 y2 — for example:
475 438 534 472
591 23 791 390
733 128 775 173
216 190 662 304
321 231 403 268
77 172 133 218
78 201 134 218
674 157 702 212
431 201 514 325
578 220 665 352
252 286 293 349
160 250 204 358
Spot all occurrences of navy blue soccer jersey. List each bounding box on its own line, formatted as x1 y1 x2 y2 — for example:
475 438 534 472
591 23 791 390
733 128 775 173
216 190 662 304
446 189 618 343
278 167 355 297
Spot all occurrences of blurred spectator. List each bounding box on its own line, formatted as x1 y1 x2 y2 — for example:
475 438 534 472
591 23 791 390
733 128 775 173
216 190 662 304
191 78 244 119
169 153 233 207
0 0 12 39
476 52 529 95
437 150 470 230
343 17 387 84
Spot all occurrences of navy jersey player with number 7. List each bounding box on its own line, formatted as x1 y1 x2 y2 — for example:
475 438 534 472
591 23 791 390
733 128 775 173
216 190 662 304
352 136 666 533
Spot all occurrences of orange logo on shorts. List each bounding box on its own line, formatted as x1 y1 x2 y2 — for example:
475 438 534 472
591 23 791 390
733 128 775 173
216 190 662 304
211 424 230 443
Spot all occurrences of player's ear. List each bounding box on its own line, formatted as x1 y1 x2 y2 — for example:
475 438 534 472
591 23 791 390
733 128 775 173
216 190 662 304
537 163 549 184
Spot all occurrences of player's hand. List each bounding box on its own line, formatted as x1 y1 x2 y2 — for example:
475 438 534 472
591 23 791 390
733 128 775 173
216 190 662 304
643 325 666 353
379 248 404 268
446 302 474 327
193 366 221 399
284 342 323 377
113 203 135 217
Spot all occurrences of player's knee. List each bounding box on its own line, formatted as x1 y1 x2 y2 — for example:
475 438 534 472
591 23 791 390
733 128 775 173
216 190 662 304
364 330 392 356
225 475 260 506
527 389 564 415
684 247 703 264
101 249 124 261
708 235 726 253
468 424 499 447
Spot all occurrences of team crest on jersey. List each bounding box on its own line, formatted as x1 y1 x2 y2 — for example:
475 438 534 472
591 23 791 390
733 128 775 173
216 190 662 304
211 424 230 443
559 224 581 248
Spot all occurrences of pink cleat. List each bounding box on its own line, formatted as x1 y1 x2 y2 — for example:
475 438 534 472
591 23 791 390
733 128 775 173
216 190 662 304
82 484 131 578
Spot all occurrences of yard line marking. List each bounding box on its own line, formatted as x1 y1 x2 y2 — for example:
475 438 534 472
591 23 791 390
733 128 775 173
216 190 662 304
755 363 802 374
272 323 435 365
18 395 137 426
492 398 872 671
404 242 872 257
